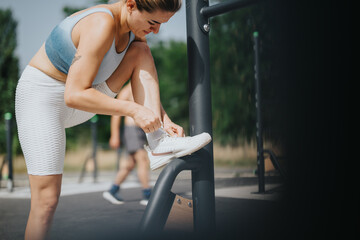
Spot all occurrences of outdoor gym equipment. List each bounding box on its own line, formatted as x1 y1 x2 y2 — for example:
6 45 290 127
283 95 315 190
140 0 262 235
253 32 287 193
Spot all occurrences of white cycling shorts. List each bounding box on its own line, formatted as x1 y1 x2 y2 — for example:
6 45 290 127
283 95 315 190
15 65 117 175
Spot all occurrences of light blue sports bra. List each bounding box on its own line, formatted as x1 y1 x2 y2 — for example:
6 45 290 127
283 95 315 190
45 8 135 85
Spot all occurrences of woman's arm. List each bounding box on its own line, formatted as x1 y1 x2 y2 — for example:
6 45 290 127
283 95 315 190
63 13 159 133
64 12 134 116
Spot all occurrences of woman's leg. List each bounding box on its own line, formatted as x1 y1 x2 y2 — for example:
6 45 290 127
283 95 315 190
134 149 151 205
25 174 62 240
15 66 68 239
134 149 150 189
113 155 136 185
106 41 162 118
103 155 136 204
105 42 212 170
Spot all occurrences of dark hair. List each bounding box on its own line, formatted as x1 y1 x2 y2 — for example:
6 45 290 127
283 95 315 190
134 0 182 13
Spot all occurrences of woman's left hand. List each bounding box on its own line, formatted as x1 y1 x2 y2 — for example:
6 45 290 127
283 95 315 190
163 117 185 137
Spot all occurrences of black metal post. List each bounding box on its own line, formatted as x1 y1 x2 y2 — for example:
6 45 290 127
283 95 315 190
139 158 209 232
90 115 98 182
253 32 265 193
5 113 14 192
78 115 98 183
186 0 216 234
140 0 262 234
140 157 200 232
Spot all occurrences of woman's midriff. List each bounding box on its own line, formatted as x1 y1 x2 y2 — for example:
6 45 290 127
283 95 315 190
29 43 67 83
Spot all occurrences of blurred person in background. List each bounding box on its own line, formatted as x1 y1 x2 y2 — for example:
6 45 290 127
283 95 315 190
103 83 151 206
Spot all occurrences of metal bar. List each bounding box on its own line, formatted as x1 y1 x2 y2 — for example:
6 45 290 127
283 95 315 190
0 156 5 185
201 0 260 18
253 32 265 193
78 156 89 183
91 115 98 182
140 157 200 232
5 113 14 192
140 0 260 235
186 0 216 235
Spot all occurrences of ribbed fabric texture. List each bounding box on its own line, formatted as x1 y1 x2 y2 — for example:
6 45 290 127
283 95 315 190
15 66 116 175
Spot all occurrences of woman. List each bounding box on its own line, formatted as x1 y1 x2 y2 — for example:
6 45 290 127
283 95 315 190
15 0 211 239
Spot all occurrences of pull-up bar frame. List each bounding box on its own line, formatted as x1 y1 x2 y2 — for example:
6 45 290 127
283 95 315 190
140 0 259 235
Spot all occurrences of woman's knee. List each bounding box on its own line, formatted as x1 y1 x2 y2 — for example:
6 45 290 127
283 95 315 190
39 195 59 216
134 150 149 165
127 41 153 63
34 189 60 210
29 175 61 217
126 158 136 171
120 157 135 172
30 192 59 226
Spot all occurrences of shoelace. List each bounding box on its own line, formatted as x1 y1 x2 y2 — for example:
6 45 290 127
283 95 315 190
145 128 189 152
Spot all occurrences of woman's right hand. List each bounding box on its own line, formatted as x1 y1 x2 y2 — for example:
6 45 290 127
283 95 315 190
132 106 162 133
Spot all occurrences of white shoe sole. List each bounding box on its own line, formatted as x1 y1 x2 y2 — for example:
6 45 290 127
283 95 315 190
139 199 149 206
150 133 212 171
151 156 175 171
102 191 124 205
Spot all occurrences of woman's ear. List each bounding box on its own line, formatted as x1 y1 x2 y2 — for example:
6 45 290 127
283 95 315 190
126 0 137 13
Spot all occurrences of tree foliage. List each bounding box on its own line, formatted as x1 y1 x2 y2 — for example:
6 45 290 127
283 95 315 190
0 9 19 154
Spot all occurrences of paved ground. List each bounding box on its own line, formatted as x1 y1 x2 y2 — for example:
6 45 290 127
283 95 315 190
0 167 286 240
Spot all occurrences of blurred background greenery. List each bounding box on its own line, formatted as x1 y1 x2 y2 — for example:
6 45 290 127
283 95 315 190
1 0 280 171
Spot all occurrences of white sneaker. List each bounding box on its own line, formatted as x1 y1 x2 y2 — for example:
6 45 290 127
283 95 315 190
102 191 124 205
139 199 149 206
145 132 212 171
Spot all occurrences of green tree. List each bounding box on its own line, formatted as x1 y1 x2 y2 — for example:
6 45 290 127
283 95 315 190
0 9 19 154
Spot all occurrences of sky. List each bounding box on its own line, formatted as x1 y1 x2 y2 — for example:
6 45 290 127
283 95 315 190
0 0 187 71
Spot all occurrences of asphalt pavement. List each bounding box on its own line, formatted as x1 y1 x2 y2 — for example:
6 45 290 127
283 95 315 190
0 167 287 240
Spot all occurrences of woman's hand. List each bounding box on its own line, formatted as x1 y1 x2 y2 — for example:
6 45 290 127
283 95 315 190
132 106 162 133
163 115 185 137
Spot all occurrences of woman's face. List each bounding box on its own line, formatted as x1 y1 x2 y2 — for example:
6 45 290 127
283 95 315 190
128 7 175 38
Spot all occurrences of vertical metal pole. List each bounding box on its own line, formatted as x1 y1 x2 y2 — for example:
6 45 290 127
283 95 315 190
186 0 216 234
253 32 265 193
140 158 195 232
91 115 98 182
5 113 14 192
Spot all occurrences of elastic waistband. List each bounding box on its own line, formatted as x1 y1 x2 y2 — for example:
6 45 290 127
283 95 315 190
19 65 65 87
